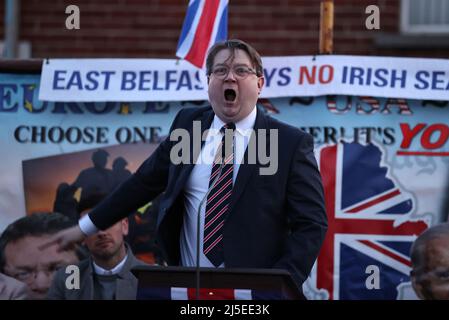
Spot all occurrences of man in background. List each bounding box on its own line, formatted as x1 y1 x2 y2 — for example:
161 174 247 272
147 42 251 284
48 194 147 300
0 213 84 299
41 39 327 296
410 222 449 300
72 149 114 204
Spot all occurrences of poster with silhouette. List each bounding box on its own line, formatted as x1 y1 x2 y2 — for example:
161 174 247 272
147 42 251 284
22 142 165 265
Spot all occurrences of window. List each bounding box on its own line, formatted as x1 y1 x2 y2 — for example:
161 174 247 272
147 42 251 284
401 0 449 33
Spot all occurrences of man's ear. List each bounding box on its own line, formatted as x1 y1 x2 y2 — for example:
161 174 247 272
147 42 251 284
257 76 265 94
121 218 129 236
411 274 426 300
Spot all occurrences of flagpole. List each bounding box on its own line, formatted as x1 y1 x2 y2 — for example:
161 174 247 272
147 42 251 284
319 0 334 54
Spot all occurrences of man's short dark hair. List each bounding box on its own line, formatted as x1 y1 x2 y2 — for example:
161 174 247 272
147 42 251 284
0 212 79 272
205 39 264 78
91 149 109 161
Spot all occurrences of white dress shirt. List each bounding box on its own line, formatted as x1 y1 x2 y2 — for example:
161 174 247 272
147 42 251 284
79 106 258 268
92 254 128 275
180 106 257 267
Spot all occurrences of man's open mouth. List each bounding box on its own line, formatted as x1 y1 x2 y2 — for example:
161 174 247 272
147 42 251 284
224 89 236 102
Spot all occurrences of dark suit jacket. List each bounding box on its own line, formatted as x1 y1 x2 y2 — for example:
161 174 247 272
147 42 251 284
88 106 327 290
47 248 147 300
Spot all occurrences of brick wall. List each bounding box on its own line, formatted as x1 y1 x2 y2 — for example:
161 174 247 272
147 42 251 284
0 0 448 59
0 1 4 44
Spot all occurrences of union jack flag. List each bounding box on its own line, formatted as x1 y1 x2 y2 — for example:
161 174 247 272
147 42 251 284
315 141 428 299
176 0 228 68
137 287 284 300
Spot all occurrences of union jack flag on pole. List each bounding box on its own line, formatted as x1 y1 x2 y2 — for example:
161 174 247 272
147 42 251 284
176 0 228 68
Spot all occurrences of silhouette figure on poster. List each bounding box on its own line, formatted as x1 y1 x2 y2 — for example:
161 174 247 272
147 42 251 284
72 149 114 204
52 148 164 265
111 157 132 187
53 183 79 222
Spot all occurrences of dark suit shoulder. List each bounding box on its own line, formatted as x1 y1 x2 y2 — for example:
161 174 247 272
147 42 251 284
125 249 149 270
130 257 149 268
77 259 92 272
172 106 212 125
47 259 91 300
263 113 313 149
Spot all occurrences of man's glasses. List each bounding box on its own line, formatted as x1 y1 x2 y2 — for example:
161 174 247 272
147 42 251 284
210 65 258 80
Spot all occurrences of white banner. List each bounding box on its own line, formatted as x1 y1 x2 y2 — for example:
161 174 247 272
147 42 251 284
39 55 449 102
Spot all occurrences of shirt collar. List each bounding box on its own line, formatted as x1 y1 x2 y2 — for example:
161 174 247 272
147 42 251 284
211 106 257 136
93 254 128 276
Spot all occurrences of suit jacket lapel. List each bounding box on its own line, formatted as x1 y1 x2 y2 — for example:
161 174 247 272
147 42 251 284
80 261 94 299
116 249 140 300
227 107 267 217
174 108 215 194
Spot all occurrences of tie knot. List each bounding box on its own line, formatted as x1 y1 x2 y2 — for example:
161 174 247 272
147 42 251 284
221 122 235 133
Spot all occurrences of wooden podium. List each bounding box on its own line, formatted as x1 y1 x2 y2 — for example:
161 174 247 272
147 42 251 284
132 266 305 300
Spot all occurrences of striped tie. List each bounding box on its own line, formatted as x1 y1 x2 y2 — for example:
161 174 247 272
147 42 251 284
203 122 235 267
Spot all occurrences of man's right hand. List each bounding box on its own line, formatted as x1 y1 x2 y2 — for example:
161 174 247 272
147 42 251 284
38 225 86 252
